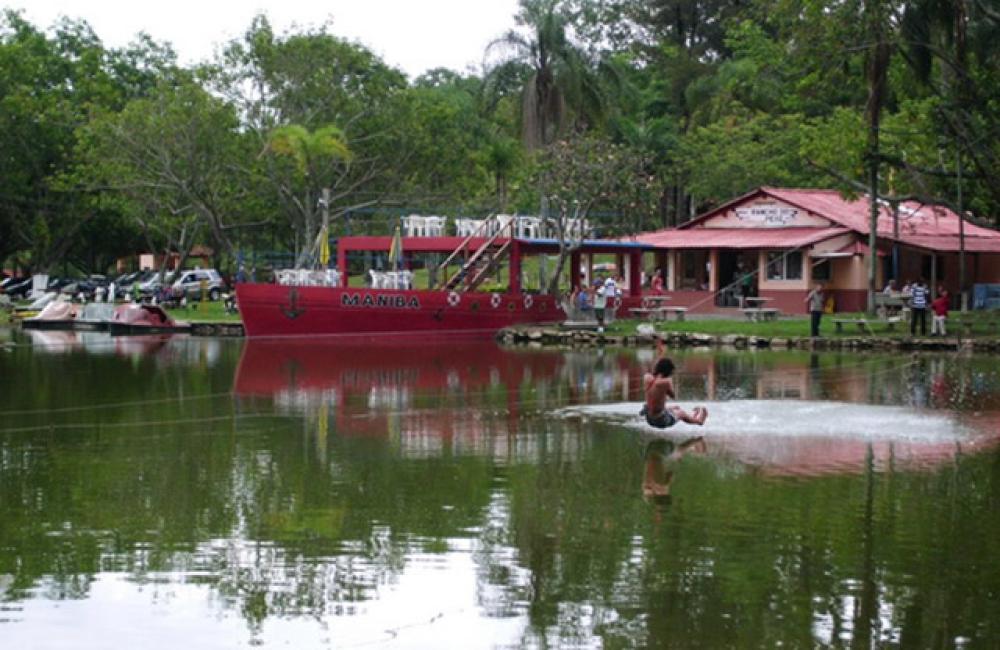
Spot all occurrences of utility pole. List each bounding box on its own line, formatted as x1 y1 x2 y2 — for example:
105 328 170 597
320 188 331 270
867 133 880 314
957 147 966 311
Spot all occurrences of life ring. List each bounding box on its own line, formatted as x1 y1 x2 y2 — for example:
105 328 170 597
447 291 460 307
491 293 502 309
523 294 534 309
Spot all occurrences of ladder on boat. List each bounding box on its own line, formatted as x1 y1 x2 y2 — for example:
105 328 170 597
434 216 515 292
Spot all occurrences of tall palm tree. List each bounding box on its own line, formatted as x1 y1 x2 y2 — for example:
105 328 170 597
266 124 352 265
484 0 606 150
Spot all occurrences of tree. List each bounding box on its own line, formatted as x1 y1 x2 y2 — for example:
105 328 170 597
266 124 352 266
0 11 179 273
210 16 412 253
77 80 251 270
484 0 608 150
529 133 658 294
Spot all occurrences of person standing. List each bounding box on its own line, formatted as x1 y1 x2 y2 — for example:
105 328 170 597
593 278 607 333
805 282 824 338
931 288 949 336
651 269 664 294
909 278 929 336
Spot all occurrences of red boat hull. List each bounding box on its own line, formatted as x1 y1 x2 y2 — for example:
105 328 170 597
236 284 567 338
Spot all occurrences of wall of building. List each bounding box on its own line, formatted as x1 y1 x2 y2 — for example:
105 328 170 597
976 254 1000 283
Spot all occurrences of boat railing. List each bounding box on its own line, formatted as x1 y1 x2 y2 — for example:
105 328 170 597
436 217 515 292
435 215 495 275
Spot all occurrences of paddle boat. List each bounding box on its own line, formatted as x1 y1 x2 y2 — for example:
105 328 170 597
108 303 191 336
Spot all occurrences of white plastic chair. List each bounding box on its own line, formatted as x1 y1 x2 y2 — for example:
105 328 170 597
455 218 483 237
495 214 516 236
424 216 446 237
403 215 426 237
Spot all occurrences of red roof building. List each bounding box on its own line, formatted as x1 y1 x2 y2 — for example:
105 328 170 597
628 187 1000 314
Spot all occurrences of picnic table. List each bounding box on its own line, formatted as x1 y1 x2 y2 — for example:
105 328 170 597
741 296 773 308
641 295 672 308
741 306 780 321
875 293 909 318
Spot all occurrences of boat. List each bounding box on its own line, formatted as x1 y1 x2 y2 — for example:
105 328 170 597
21 300 79 330
13 291 58 320
108 303 191 335
236 218 648 338
74 302 115 331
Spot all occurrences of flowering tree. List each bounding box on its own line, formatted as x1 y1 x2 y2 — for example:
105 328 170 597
530 132 658 294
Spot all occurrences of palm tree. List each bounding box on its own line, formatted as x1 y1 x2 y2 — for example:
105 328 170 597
484 0 606 150
266 124 352 265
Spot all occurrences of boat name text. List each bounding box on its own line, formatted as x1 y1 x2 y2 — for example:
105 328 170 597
341 293 421 309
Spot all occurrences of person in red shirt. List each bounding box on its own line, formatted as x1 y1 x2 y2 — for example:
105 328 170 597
931 288 949 336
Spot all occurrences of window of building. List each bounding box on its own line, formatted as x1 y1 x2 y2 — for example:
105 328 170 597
679 250 708 290
812 259 832 282
766 251 803 280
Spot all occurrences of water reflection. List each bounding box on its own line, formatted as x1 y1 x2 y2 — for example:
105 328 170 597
1 337 1000 648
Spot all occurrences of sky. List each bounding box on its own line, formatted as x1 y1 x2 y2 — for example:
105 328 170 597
10 0 523 78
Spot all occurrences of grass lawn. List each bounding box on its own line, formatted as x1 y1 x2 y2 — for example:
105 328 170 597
164 300 241 323
604 310 1000 338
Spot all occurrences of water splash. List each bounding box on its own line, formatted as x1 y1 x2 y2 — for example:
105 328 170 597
560 400 975 442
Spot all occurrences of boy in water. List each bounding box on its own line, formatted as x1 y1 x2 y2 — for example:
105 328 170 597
640 340 708 428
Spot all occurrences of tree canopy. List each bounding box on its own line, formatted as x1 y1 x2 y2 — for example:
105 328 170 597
1 0 998 275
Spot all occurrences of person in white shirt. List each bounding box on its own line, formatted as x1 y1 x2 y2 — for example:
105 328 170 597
593 278 608 332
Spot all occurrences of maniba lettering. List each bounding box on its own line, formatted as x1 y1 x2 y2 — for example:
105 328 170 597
341 293 420 309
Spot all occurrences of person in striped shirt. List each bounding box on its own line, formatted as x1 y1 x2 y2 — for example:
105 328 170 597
909 277 930 336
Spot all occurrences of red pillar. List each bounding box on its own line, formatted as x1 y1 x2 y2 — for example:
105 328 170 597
337 243 348 284
570 251 582 290
509 241 522 293
629 251 642 296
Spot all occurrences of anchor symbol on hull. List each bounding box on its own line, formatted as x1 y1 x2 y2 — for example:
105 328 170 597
280 287 305 319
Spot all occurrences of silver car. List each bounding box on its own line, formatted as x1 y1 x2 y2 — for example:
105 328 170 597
171 269 226 301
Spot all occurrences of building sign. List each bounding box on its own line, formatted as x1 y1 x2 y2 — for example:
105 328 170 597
735 204 800 226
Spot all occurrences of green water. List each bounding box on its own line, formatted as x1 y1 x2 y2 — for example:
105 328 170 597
1 330 999 649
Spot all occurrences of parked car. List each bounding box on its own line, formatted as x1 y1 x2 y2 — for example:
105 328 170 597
62 274 109 301
114 271 151 299
46 277 74 293
137 271 175 298
4 277 35 300
171 269 226 301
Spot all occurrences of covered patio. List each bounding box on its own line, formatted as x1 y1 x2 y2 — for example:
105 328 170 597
630 187 1000 315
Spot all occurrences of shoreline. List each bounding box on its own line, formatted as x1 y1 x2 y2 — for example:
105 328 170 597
496 325 1000 354
4 318 1000 353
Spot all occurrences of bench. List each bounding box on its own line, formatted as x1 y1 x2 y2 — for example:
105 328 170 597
629 306 689 322
832 318 874 334
742 307 779 322
663 306 688 321
832 317 900 334
629 307 669 322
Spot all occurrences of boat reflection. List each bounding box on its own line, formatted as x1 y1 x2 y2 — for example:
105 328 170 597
21 329 224 368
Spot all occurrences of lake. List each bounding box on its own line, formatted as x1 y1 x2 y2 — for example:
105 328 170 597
1 329 999 649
